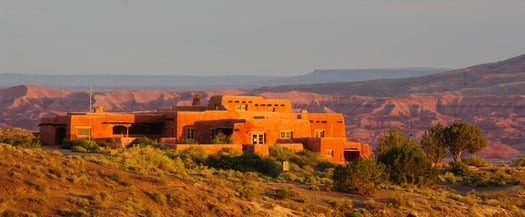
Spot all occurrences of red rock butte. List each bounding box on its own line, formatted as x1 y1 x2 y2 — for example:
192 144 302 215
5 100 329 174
39 94 370 162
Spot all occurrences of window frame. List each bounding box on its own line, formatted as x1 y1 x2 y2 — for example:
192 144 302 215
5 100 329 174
185 127 196 140
280 130 293 139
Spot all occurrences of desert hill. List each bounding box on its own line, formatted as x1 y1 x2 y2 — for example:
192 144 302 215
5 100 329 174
255 54 525 97
3 144 523 216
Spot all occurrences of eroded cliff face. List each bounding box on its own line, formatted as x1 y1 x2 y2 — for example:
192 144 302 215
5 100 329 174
261 91 525 160
1 86 523 160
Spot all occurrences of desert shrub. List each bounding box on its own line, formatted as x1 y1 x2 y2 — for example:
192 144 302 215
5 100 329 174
149 190 168 206
2 138 41 148
448 161 472 176
233 181 259 201
68 197 90 207
128 137 166 149
210 132 232 144
91 191 111 201
0 127 35 139
290 150 326 168
63 139 100 153
269 145 294 161
309 185 320 191
332 158 386 195
483 191 516 209
377 144 437 186
390 191 412 207
177 147 209 166
512 156 525 167
118 146 186 175
275 188 292 200
177 138 197 144
206 153 281 178
327 199 353 215
71 145 88 153
349 212 364 217
462 156 491 167
440 171 458 183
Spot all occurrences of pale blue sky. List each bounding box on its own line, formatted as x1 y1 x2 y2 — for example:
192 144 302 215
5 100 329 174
1 1 524 76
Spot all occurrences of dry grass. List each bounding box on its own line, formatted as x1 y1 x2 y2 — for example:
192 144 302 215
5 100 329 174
0 144 523 216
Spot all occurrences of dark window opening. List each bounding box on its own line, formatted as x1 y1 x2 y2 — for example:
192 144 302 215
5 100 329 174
112 125 127 135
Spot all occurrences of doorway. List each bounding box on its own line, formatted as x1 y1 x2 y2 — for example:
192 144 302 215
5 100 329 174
55 127 66 146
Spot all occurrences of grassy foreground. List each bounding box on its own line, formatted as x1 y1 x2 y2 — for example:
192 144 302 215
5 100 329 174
0 144 524 217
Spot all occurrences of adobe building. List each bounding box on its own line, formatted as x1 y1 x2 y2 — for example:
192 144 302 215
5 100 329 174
39 94 370 162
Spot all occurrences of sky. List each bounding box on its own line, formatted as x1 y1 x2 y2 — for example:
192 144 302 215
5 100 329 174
1 1 525 76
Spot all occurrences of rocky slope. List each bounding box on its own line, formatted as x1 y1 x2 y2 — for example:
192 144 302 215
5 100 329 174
259 91 524 159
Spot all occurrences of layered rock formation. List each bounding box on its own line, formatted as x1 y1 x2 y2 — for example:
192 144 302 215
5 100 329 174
3 54 525 160
0 85 523 160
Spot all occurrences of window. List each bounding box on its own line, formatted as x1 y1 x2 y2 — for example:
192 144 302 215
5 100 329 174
185 128 196 140
280 131 293 139
326 149 335 157
76 127 91 138
314 129 325 138
235 104 247 111
251 132 265 144
112 126 127 135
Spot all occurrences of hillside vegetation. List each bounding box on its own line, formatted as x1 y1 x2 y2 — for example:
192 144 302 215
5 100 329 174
1 134 525 216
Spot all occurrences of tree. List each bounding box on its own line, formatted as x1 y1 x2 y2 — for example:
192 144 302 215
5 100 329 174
375 128 417 155
377 144 438 186
420 123 446 164
444 122 488 162
332 158 386 195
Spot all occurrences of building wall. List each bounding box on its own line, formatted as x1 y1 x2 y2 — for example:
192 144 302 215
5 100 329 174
208 95 292 113
172 110 318 145
306 113 347 138
38 95 369 162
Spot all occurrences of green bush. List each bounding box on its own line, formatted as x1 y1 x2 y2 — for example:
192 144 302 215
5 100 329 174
206 153 281 178
448 161 472 176
233 181 259 201
210 132 232 144
377 144 438 186
63 139 100 153
290 150 326 168
275 188 292 200
269 145 293 161
149 191 167 206
71 146 88 153
177 138 197 144
2 138 41 148
177 147 209 166
0 127 35 140
462 156 490 167
128 137 165 149
333 158 386 195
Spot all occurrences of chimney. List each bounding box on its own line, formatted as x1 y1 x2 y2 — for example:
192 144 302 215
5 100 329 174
94 106 104 113
192 92 201 106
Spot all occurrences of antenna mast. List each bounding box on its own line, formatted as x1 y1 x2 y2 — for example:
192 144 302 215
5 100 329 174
89 81 93 112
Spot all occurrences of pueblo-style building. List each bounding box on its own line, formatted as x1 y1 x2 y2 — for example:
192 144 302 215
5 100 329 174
39 94 370 162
